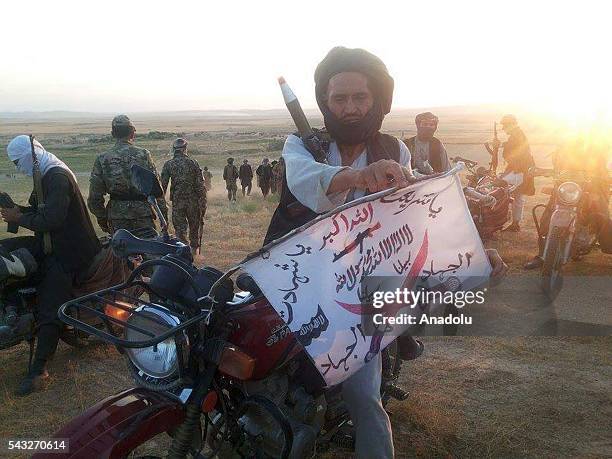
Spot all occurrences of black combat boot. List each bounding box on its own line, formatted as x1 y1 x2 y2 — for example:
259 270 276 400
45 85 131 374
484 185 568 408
16 324 59 396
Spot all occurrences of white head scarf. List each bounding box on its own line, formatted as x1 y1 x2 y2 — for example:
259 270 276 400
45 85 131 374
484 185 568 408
7 135 76 181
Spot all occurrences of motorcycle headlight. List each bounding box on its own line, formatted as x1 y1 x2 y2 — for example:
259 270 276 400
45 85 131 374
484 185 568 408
124 306 188 389
557 181 582 205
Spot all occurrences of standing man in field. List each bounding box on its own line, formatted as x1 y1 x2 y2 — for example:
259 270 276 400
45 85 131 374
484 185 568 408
223 157 239 202
272 156 285 194
270 160 279 193
403 112 451 175
264 46 507 458
239 159 253 196
88 115 168 234
256 157 273 197
202 166 213 191
161 138 206 254
494 114 535 232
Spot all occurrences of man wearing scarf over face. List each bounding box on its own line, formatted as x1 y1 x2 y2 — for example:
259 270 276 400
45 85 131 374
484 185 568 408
1 136 100 395
264 47 507 458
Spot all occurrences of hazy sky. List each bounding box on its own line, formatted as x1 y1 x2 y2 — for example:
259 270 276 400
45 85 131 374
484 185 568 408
1 0 610 122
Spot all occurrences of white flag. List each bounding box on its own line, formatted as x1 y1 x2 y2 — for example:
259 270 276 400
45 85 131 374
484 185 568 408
241 167 491 386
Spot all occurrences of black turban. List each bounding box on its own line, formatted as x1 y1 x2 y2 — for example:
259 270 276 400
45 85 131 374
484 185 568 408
314 47 394 115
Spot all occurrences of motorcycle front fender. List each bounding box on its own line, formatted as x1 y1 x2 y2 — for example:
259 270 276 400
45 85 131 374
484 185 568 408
544 207 577 262
32 387 185 459
549 206 577 230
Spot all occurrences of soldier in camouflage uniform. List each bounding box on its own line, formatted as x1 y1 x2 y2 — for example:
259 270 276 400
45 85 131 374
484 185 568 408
161 138 206 253
223 157 239 201
88 114 168 234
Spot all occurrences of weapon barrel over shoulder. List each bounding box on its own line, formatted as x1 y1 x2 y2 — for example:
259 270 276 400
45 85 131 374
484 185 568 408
278 77 314 139
278 77 327 163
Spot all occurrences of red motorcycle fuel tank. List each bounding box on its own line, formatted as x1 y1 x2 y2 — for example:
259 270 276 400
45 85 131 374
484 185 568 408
227 297 301 380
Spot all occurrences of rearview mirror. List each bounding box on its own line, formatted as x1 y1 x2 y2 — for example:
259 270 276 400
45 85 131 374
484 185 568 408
131 165 163 199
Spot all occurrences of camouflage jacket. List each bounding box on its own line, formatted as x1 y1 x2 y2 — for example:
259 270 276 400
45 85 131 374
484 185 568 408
88 140 168 221
161 153 206 204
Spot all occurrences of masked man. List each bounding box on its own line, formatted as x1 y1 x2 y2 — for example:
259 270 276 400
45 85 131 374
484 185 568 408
404 112 451 175
1 136 100 395
264 47 507 458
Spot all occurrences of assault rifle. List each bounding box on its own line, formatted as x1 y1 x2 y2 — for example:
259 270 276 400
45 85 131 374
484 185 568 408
484 122 500 173
30 135 53 254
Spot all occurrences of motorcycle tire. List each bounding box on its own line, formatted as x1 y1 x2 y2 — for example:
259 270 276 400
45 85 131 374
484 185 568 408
540 227 565 302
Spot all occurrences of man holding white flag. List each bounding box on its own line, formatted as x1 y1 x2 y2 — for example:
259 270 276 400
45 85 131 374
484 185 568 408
255 47 507 458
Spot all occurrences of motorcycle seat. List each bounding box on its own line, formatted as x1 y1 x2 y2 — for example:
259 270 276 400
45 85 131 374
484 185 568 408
235 272 262 296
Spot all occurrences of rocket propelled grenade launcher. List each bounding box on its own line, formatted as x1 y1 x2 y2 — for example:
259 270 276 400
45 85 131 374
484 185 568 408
278 77 327 164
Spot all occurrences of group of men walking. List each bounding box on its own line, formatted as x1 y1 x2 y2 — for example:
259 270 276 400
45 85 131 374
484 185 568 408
223 156 285 201
88 115 207 254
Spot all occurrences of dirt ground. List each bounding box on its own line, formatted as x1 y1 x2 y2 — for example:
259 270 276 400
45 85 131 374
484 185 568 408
0 113 610 458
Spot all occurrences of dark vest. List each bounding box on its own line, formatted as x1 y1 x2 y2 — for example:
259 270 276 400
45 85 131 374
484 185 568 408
38 168 101 272
404 136 444 173
263 132 401 246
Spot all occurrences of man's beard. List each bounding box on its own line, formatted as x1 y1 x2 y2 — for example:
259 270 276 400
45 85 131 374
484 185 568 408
417 128 436 141
322 103 384 146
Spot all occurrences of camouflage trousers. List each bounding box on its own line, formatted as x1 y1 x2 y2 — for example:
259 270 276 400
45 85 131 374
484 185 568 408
110 217 156 235
225 180 237 201
172 201 202 249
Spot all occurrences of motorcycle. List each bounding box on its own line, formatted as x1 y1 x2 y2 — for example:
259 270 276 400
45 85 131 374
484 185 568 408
530 167 610 301
450 156 517 239
37 165 409 459
0 188 177 370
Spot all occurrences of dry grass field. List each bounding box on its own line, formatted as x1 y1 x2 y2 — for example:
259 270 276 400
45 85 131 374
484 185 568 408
0 111 610 458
